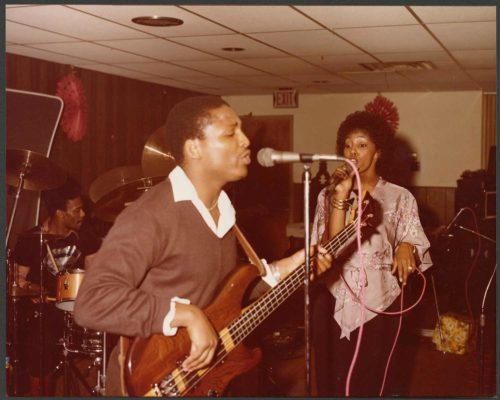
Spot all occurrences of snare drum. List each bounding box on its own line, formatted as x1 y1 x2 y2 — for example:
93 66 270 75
56 269 85 312
63 312 103 355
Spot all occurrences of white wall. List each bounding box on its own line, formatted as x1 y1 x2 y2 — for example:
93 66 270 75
224 91 483 187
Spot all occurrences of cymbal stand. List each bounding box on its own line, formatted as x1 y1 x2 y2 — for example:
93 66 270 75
37 231 46 395
6 248 21 396
6 166 28 248
93 332 107 396
53 343 96 396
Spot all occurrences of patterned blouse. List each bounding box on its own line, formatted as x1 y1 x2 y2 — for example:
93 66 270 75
311 178 432 339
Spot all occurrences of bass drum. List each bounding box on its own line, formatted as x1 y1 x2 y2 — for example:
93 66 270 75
63 312 103 355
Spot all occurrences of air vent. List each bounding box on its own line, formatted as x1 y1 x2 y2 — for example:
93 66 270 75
360 61 435 72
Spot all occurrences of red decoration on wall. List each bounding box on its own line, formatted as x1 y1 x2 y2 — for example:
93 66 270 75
56 73 87 142
364 94 399 134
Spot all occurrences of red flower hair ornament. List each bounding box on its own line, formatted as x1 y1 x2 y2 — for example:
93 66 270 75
364 94 399 134
56 73 87 142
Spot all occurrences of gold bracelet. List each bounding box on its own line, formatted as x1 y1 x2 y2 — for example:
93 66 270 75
331 198 350 210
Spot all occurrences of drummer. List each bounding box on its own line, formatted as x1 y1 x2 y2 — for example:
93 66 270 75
13 178 101 396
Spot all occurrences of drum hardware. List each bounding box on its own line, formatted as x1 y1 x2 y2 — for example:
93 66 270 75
6 249 22 396
92 176 164 222
6 148 66 247
52 311 106 396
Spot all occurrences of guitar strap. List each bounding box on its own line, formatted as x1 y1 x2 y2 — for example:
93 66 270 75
117 224 264 396
233 224 265 276
118 335 131 395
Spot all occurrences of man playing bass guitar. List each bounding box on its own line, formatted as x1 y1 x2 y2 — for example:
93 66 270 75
74 96 332 396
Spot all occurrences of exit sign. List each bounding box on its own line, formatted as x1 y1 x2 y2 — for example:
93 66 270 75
273 88 298 108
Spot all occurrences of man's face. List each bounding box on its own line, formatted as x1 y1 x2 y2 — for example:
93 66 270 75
62 197 85 231
195 105 251 185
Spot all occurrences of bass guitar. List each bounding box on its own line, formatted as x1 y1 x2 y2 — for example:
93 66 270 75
125 194 375 397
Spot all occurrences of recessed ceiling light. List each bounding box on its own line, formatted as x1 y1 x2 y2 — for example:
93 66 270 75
221 47 245 52
132 16 183 27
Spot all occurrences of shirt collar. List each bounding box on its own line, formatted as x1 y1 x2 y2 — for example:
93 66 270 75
168 166 235 238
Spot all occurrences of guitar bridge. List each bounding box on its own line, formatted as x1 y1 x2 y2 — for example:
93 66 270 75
155 374 180 397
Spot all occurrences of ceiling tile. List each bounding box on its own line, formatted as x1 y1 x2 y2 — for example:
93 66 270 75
228 75 297 89
336 25 443 53
411 6 496 23
116 62 213 78
181 5 320 33
6 5 149 40
248 30 364 56
451 49 496 69
466 69 496 83
6 46 96 66
296 5 417 29
238 57 329 75
68 5 232 37
284 73 352 85
96 38 218 62
481 82 497 92
6 21 77 44
301 54 377 72
420 81 481 91
428 21 496 50
77 64 161 81
401 68 474 84
171 75 243 90
173 60 264 76
340 71 413 85
373 50 454 62
30 42 153 63
168 34 286 59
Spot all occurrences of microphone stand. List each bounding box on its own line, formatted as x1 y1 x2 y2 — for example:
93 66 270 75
454 225 495 396
302 163 312 396
300 155 346 396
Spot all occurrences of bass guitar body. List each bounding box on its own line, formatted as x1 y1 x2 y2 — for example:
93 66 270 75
125 264 262 397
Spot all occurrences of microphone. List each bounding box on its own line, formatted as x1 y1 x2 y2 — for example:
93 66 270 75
257 147 343 167
329 162 355 189
444 207 466 233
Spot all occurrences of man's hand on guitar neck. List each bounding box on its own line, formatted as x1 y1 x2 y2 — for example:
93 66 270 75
275 245 332 281
171 303 218 372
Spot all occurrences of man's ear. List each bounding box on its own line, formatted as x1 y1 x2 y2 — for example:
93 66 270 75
184 138 201 160
375 150 381 160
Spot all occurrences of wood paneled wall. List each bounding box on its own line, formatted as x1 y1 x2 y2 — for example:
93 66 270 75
6 53 201 195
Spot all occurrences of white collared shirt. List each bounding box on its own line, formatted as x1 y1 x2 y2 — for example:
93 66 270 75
168 166 235 238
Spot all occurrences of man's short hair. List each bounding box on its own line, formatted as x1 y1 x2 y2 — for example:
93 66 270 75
165 96 229 165
42 177 82 216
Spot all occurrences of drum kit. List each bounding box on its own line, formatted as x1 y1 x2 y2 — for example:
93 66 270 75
6 127 175 396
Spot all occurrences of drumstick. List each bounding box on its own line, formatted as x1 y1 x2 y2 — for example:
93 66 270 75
45 243 60 273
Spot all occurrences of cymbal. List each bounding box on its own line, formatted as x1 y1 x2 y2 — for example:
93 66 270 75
19 230 63 240
6 148 67 191
9 285 43 297
93 176 165 222
141 124 176 178
89 165 144 204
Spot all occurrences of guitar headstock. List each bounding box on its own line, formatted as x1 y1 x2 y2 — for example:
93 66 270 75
353 191 381 230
